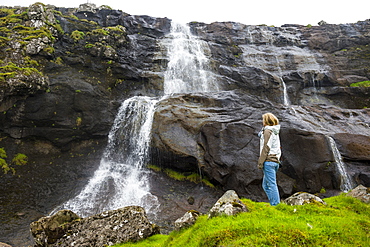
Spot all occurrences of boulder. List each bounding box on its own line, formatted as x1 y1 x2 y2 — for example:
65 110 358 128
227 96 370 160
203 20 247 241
30 210 80 246
208 190 248 218
30 206 159 246
346 185 370 204
284 192 327 206
174 210 201 231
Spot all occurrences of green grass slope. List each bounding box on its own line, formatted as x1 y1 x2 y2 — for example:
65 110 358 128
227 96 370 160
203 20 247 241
115 194 370 247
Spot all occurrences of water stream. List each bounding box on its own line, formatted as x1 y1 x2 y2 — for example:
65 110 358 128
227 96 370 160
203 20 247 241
327 136 355 192
163 22 219 94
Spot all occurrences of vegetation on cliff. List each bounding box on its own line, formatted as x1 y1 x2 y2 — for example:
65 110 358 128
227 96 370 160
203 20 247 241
115 194 370 246
0 147 28 174
148 164 215 188
350 80 370 87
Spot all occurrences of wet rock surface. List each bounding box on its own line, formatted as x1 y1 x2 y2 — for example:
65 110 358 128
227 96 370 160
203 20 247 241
151 91 370 201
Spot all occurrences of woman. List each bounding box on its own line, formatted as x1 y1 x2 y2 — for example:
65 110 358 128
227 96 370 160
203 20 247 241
258 113 281 206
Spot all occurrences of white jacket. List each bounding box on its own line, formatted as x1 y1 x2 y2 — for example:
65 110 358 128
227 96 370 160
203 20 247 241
258 125 281 166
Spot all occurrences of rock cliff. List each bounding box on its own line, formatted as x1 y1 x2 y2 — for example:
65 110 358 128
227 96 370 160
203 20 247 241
0 3 369 246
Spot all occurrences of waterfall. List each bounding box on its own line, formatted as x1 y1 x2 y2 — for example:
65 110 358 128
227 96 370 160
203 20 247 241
327 136 355 192
52 21 217 217
163 22 219 94
240 26 328 105
281 77 290 106
51 97 160 217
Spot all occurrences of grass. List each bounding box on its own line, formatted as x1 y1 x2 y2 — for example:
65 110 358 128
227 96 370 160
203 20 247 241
114 194 370 247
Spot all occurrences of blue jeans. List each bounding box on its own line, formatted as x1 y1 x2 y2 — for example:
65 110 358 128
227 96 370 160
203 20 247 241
262 161 280 206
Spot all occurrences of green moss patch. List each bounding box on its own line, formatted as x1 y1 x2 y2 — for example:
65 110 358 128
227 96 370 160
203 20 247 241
350 80 370 87
147 164 214 188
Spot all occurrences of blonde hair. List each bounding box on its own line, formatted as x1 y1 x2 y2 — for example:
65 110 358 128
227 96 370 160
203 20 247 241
262 113 279 126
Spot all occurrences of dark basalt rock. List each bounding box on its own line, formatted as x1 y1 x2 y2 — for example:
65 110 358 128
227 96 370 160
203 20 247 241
150 91 369 201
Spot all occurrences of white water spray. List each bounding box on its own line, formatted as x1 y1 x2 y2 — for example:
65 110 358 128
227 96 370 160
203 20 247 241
327 136 355 192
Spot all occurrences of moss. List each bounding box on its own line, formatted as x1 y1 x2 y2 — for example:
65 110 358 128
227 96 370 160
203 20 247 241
147 164 215 188
20 27 54 41
53 23 64 34
0 36 10 47
33 2 46 7
0 148 27 175
0 8 15 16
100 5 112 10
43 46 55 54
11 153 28 166
0 148 7 159
25 56 40 67
85 43 94 48
70 30 85 41
89 20 98 25
76 117 82 127
53 57 63 65
12 24 31 31
350 80 370 87
0 62 43 82
0 158 12 174
70 15 79 20
90 28 109 36
147 164 161 172
0 8 28 27
106 25 125 33
53 10 63 16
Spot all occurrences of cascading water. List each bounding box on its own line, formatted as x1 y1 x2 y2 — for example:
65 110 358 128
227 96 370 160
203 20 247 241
52 97 160 217
52 21 218 217
327 136 355 192
240 26 328 105
163 22 219 94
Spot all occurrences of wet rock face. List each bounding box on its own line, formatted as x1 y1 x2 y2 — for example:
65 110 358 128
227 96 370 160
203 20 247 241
151 91 370 201
189 21 370 108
